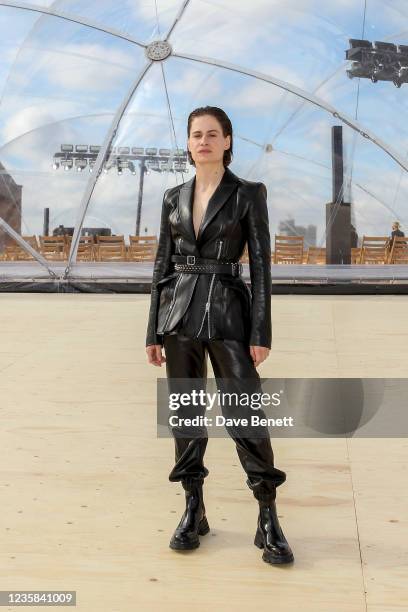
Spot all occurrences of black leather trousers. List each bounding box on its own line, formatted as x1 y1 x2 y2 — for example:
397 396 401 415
163 334 286 502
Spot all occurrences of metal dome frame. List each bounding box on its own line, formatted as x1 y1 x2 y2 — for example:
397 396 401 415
1 0 407 280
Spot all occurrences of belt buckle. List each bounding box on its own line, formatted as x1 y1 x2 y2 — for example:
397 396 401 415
232 262 242 277
186 255 196 265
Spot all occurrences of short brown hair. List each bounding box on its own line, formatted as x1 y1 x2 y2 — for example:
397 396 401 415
187 106 233 167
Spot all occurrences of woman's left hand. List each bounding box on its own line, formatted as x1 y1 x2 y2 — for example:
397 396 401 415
250 345 270 368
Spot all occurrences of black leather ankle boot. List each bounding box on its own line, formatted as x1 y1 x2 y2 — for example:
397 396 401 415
169 480 210 550
254 499 294 564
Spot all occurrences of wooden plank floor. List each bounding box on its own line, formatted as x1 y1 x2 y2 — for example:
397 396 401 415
0 293 407 611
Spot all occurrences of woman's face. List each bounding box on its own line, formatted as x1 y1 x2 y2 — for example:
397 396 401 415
393 223 399 231
188 114 230 167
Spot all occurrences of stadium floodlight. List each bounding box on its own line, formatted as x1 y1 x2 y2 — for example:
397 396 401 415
349 38 371 47
118 159 129 174
75 159 87 172
132 147 144 155
75 145 88 153
118 147 130 154
103 159 115 173
398 44 408 54
145 147 157 155
62 159 73 170
146 159 160 170
396 46 408 74
346 39 372 61
52 160 59 170
373 41 397 52
160 160 172 171
159 148 171 156
89 145 101 153
61 144 73 152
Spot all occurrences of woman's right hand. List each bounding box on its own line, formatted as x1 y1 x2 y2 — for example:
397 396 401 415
146 344 166 367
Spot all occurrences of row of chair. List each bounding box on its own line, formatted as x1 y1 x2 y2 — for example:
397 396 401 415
1 234 407 264
0 234 324 264
0 235 158 262
270 236 326 264
351 236 408 264
269 235 408 265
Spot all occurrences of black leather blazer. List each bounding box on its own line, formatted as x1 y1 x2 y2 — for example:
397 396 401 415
145 166 272 348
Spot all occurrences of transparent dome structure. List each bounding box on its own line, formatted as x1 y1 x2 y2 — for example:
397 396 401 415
1 0 408 288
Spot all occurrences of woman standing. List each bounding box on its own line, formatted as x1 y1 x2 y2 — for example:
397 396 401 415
146 106 293 565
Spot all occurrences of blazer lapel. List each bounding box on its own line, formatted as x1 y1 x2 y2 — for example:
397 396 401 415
178 167 239 249
178 175 196 246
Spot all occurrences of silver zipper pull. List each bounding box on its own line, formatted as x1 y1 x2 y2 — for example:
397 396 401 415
196 239 223 339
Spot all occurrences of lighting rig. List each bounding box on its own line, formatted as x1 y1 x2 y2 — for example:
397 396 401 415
52 145 188 174
346 38 408 87
52 145 189 235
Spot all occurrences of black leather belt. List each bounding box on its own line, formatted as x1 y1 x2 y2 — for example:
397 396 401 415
171 254 243 277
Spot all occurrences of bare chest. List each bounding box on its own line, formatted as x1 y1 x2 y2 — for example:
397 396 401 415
192 193 212 239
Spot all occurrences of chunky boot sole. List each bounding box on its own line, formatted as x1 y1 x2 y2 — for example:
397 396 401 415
254 527 294 564
169 516 210 551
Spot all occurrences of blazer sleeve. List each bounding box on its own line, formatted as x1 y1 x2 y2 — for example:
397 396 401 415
145 188 173 347
246 182 272 349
